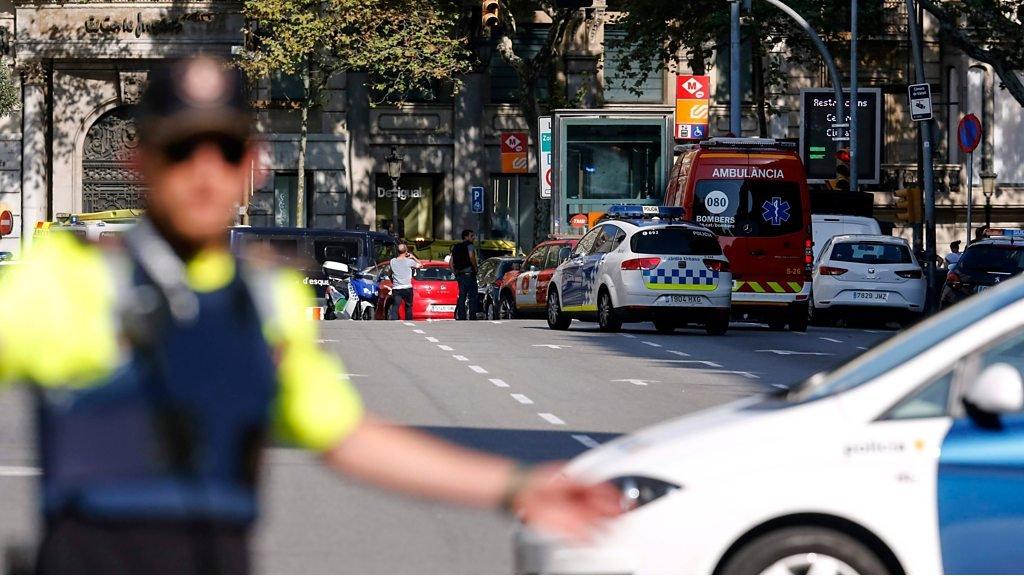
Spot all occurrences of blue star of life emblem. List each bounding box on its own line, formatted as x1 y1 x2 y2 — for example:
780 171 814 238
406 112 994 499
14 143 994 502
762 197 792 226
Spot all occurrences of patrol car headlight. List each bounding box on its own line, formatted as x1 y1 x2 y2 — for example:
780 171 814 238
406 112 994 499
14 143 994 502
609 476 681 512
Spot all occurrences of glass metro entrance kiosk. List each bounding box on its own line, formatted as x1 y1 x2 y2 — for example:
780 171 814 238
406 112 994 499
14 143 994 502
550 108 675 234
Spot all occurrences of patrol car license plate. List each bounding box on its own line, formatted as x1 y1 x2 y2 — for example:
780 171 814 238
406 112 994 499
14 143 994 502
852 291 888 302
431 305 456 312
666 295 703 304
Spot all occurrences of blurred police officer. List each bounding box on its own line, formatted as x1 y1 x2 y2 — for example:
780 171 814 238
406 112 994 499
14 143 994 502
0 57 618 574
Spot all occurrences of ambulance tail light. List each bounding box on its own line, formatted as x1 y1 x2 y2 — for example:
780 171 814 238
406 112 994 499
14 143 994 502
621 258 661 271
703 259 730 273
804 238 814 277
819 266 848 276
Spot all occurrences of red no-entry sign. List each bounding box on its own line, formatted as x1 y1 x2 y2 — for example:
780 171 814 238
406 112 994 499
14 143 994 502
958 114 982 154
0 210 12 236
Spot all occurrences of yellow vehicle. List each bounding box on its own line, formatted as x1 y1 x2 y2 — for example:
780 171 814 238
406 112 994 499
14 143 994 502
34 209 142 242
411 238 517 261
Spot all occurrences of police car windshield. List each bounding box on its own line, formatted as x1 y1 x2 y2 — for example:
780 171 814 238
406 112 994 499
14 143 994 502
959 244 1024 274
631 227 722 256
790 275 1024 402
692 180 802 237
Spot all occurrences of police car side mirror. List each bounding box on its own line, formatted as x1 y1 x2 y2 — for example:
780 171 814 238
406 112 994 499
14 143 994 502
965 363 1024 415
323 260 350 275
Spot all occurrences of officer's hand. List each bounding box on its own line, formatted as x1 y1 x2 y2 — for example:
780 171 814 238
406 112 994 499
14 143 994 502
511 463 621 541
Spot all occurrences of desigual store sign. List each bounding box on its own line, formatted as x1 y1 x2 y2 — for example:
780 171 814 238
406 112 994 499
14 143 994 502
16 2 244 59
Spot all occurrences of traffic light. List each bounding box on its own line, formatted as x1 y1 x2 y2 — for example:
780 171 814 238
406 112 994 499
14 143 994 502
481 0 500 30
894 187 923 224
827 147 851 191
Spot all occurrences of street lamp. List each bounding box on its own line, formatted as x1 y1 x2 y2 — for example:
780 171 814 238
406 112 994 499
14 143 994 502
385 146 404 238
982 171 997 230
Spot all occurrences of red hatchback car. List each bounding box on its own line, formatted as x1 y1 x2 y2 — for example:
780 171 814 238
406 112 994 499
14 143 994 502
375 260 458 320
497 238 579 318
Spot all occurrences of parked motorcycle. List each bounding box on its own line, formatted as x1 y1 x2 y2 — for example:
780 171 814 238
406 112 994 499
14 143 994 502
349 268 379 321
323 261 358 320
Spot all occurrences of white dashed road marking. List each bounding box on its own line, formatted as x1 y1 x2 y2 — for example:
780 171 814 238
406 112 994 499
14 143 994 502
511 394 534 405
532 344 571 350
621 334 637 339
438 345 453 351
339 373 368 378
413 329 425 334
693 369 760 379
857 346 868 350
641 341 662 348
316 339 339 344
453 355 469 362
612 378 659 386
489 379 510 388
469 365 488 374
538 413 566 425
572 435 601 449
669 350 691 357
757 349 835 356
820 337 844 343
668 360 723 368
403 322 416 327
426 337 439 343
0 466 40 477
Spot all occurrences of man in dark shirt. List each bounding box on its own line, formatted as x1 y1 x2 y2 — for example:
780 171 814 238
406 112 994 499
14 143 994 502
451 229 480 320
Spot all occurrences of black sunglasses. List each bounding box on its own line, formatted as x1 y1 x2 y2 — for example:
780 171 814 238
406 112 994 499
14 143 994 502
161 134 247 165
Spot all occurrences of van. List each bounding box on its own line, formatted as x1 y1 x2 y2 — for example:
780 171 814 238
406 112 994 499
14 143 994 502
228 227 397 312
666 138 813 331
811 215 881 261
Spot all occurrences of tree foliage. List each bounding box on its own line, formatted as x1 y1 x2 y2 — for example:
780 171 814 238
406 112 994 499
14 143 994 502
919 0 1024 106
0 65 18 119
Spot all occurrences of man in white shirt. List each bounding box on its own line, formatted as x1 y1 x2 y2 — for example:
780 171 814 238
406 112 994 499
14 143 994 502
389 243 422 320
945 240 962 270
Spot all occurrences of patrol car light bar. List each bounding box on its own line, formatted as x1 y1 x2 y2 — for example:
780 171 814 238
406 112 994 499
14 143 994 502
984 228 1024 238
604 205 685 221
698 138 797 151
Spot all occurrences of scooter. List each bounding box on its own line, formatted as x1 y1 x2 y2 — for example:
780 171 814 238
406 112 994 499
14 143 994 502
323 261 359 320
349 270 379 321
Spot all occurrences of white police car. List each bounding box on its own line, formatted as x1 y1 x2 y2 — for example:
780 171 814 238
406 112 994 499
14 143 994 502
517 272 1024 575
546 206 732 335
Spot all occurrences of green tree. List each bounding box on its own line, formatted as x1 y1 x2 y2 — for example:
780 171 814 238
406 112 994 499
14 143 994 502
609 0 886 136
240 0 471 227
0 64 18 118
918 0 1024 106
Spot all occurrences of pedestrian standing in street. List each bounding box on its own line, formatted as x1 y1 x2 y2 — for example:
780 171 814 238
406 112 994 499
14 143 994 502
389 243 421 320
451 229 481 320
945 240 962 269
0 56 619 575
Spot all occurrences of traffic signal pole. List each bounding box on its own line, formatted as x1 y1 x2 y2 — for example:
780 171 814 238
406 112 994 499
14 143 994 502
730 0 742 135
849 0 858 192
906 0 938 307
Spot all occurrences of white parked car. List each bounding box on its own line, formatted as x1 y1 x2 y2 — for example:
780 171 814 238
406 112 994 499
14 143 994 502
516 275 1024 575
811 235 926 325
811 214 881 262
545 206 732 335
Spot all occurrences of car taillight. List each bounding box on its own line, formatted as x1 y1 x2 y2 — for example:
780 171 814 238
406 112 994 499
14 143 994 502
621 257 661 271
947 271 961 288
896 269 923 279
703 259 730 272
819 266 848 276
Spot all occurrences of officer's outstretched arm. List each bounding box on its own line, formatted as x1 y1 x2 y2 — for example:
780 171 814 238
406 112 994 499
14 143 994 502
322 416 621 541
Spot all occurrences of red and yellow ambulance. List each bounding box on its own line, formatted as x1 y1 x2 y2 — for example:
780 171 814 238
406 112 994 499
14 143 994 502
666 138 812 331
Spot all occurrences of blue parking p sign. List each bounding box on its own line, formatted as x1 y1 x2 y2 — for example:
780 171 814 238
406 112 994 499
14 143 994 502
471 186 485 214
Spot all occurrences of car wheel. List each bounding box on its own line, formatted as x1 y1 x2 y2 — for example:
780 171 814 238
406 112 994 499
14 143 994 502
361 305 374 321
720 526 889 575
546 290 571 330
789 302 809 332
499 293 516 320
706 310 729 336
653 319 676 334
484 298 496 320
597 289 622 332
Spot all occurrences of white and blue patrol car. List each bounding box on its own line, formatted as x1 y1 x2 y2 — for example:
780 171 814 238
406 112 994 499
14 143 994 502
546 206 732 335
517 273 1024 575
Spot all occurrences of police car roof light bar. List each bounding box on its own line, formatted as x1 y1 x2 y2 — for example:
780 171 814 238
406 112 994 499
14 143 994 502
984 228 1024 240
603 205 685 222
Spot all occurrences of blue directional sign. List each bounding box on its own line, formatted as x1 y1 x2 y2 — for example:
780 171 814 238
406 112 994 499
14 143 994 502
471 186 485 214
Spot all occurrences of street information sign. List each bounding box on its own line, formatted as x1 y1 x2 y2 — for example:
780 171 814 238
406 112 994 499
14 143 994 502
470 186 484 214
538 117 552 199
799 88 882 184
957 114 982 154
674 75 710 140
501 132 529 173
908 83 933 122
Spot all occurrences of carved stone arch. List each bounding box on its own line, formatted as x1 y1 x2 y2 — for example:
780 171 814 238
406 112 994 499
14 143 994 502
76 104 147 213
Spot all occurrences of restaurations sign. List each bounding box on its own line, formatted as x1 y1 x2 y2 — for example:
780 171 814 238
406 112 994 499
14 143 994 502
16 4 244 59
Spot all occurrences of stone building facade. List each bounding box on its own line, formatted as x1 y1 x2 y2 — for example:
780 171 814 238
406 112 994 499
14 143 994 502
0 0 1020 257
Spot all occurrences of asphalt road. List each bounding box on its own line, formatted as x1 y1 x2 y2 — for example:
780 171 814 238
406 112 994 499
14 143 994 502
0 319 893 574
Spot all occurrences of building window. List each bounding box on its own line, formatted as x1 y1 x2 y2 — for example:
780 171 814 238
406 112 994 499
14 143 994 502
603 26 665 103
271 71 306 102
374 174 440 239
273 171 314 227
564 123 664 202
489 25 550 104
